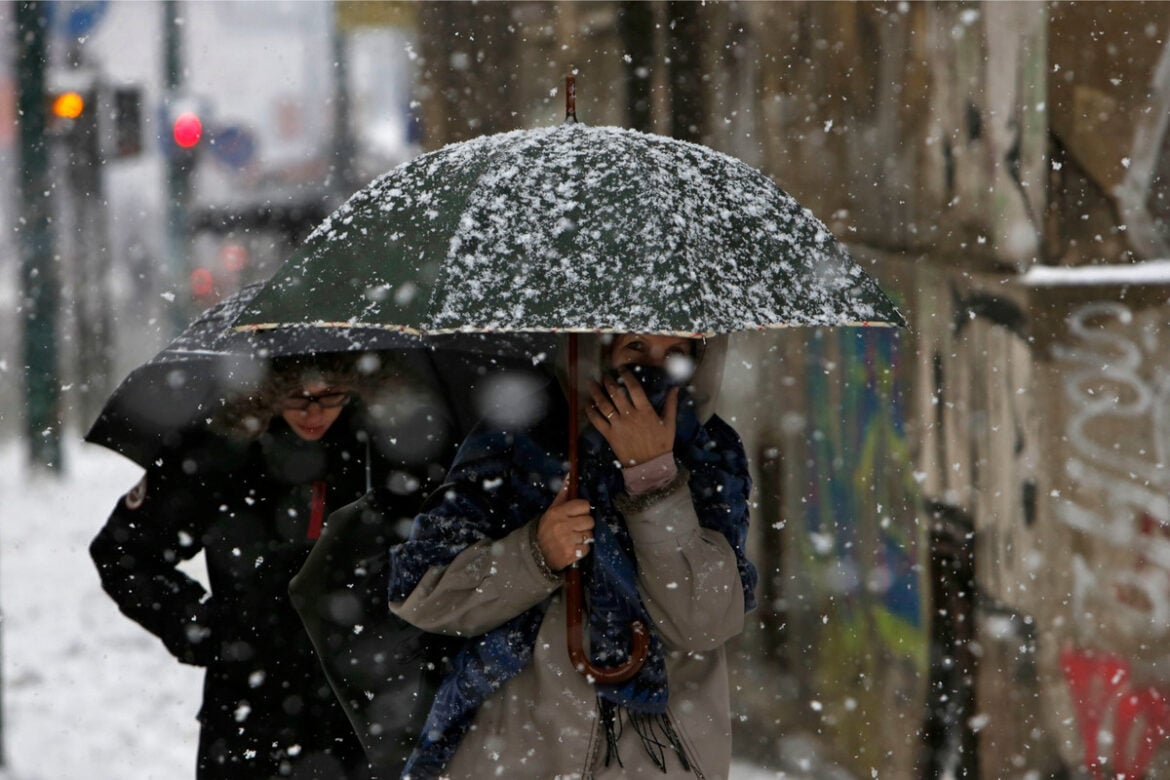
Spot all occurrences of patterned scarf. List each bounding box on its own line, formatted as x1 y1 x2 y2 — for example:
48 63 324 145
387 367 757 778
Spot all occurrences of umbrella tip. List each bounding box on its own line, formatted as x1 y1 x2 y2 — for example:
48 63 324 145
565 71 577 124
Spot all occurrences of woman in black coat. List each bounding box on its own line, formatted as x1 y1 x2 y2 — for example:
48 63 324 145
90 354 454 779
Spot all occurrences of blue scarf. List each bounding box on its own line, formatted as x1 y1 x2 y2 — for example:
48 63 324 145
387 368 757 778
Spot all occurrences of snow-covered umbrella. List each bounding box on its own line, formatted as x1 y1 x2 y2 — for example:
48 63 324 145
235 82 904 684
233 132 901 338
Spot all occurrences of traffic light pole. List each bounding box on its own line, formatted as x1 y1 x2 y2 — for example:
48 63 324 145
164 0 192 331
9 1 60 768
16 1 64 476
331 19 356 199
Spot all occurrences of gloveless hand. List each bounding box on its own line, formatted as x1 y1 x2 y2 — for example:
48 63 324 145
537 478 595 571
585 369 678 467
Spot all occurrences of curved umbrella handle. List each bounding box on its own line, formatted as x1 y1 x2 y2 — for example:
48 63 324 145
564 333 649 684
564 565 649 684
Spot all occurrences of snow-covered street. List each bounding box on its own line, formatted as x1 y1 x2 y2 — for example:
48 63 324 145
0 440 201 779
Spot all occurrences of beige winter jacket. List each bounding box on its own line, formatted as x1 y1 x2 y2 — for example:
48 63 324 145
391 337 748 779
392 478 744 779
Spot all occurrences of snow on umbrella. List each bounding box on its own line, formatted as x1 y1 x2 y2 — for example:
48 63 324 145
85 282 422 469
234 126 902 337
235 91 904 684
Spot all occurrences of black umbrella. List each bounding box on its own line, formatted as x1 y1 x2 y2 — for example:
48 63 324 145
84 282 424 468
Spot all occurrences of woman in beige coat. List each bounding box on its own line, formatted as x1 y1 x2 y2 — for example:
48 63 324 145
387 334 757 779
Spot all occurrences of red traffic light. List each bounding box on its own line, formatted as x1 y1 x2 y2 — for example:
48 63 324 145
190 267 215 298
172 111 203 149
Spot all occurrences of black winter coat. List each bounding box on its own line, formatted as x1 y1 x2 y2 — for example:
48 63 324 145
91 405 442 779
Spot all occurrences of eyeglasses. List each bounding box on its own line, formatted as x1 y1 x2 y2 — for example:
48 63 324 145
280 391 351 411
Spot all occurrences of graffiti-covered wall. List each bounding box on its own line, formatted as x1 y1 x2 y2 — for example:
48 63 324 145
1030 280 1170 780
727 276 927 776
911 268 1170 779
798 325 926 774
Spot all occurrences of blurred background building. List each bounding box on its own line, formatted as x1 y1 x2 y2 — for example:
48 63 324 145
0 0 420 446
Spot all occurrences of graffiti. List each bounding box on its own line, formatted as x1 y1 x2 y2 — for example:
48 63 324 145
1057 303 1166 486
1115 514 1170 614
1055 302 1170 636
804 328 923 640
1062 647 1170 779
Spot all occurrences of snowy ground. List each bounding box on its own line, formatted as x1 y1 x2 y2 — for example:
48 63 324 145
0 440 201 779
0 439 793 779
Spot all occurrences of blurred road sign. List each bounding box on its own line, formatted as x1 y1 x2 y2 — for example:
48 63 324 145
48 1 109 38
209 125 257 170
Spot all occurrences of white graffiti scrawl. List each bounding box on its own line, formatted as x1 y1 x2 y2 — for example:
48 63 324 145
1055 302 1170 638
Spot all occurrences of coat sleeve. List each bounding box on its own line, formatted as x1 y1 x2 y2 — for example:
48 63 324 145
620 480 746 652
89 466 219 667
389 521 561 637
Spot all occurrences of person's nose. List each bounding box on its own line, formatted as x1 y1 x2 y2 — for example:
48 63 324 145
301 403 326 424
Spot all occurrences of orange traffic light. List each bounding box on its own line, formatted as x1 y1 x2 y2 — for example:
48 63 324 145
51 91 85 119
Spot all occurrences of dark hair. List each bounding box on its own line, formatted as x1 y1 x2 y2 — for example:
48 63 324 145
211 352 397 439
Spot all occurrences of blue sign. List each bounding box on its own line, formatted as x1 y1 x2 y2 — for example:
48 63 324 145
48 1 109 38
208 125 258 170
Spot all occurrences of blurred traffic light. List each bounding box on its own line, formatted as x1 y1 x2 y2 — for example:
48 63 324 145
163 98 207 174
51 90 85 120
220 243 249 273
46 87 95 139
172 111 203 149
46 83 144 160
163 95 207 319
190 267 215 299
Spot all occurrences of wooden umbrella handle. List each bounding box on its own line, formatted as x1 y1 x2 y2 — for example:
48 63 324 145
565 565 649 684
564 333 649 684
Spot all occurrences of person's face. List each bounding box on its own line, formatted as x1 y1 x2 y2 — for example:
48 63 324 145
279 381 350 441
608 334 696 372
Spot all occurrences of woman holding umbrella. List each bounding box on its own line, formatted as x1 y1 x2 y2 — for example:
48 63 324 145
91 352 454 779
387 332 758 779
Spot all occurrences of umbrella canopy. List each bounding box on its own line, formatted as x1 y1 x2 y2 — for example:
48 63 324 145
85 282 422 469
234 122 903 337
